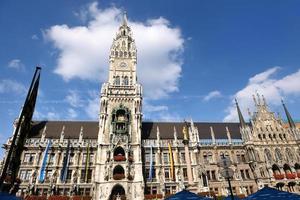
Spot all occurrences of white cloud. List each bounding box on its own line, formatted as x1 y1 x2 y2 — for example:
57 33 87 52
34 110 61 120
65 90 83 107
67 108 78 119
223 67 300 122
203 90 222 101
143 100 168 113
31 34 39 40
84 90 99 119
7 59 25 71
45 2 184 99
0 79 26 94
142 100 181 121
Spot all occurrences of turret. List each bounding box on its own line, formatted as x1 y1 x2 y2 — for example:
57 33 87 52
282 99 296 129
235 99 246 128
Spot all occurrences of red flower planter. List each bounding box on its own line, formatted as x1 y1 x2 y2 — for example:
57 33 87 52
48 196 70 200
114 155 126 161
72 196 92 200
25 196 47 200
274 173 285 180
144 194 163 199
113 173 125 180
286 173 296 179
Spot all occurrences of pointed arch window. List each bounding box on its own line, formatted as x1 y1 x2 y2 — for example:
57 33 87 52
286 148 294 162
123 76 129 85
115 76 120 85
275 148 282 161
255 150 261 162
264 149 272 162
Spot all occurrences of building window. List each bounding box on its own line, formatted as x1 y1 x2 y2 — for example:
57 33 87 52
206 171 211 180
250 186 254 194
211 170 216 180
68 153 74 165
19 170 31 182
82 153 94 165
45 170 52 183
163 153 169 164
275 148 282 161
203 154 208 164
152 186 157 194
183 168 188 179
232 187 236 195
202 173 208 187
23 153 35 164
165 186 171 195
240 170 245 180
146 168 156 180
80 169 92 183
66 170 72 183
164 168 170 180
245 169 251 179
236 154 241 163
165 185 176 195
180 152 186 164
115 76 120 85
145 153 150 164
48 153 55 165
123 76 129 85
207 152 213 163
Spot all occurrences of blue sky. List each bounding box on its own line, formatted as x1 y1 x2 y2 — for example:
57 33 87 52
1 0 300 152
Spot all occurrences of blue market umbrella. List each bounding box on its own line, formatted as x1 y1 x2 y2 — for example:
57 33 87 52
165 190 212 200
224 195 241 200
0 192 21 200
243 187 300 200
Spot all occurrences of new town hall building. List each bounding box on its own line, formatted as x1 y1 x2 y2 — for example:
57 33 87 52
2 14 300 200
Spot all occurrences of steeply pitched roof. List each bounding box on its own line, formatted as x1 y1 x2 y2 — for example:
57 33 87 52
29 121 98 139
142 122 242 139
28 121 242 140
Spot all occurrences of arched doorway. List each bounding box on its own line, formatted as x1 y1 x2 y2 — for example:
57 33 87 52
109 184 126 200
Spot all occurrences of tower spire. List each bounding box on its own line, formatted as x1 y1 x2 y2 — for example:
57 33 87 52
122 11 128 26
235 99 246 128
282 99 296 129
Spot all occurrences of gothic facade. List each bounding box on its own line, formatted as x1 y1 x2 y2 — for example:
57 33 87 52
1 14 300 200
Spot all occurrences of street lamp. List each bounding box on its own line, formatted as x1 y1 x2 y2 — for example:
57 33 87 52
218 155 235 200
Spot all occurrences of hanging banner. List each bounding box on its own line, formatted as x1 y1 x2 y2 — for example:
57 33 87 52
39 139 51 182
60 140 71 182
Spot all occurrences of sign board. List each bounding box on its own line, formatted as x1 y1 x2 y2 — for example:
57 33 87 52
220 168 234 179
217 157 232 168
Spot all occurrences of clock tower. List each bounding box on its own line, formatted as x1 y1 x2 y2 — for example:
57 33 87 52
94 13 144 200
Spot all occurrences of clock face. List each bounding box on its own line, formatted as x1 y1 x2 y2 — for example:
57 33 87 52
120 62 127 68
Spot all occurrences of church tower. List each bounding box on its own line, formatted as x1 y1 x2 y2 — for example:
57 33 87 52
94 13 144 200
